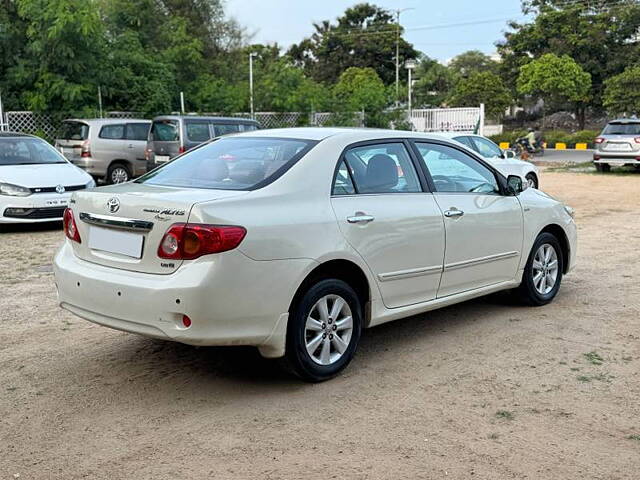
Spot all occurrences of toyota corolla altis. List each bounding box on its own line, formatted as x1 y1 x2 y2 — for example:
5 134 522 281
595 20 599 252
54 128 577 381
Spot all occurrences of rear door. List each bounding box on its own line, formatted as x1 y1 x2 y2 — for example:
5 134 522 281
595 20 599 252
93 123 126 163
184 120 212 150
412 141 523 297
330 140 445 309
150 119 180 163
56 121 90 163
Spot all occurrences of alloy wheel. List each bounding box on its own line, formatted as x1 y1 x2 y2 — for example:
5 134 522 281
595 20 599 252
111 167 129 184
532 243 559 295
304 294 353 366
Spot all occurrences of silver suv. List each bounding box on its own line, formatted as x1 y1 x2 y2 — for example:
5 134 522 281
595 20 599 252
594 118 640 172
55 119 151 183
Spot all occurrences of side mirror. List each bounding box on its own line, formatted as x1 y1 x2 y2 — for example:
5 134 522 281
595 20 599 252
507 175 524 195
503 149 516 159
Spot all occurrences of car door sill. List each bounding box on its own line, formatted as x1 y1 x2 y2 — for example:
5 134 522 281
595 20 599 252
377 265 443 282
444 251 519 271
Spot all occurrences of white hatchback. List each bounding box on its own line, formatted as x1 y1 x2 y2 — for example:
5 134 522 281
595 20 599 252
54 128 577 381
434 132 540 189
1 133 95 224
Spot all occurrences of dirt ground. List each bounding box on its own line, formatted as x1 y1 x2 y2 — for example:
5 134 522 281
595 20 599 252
1 168 639 479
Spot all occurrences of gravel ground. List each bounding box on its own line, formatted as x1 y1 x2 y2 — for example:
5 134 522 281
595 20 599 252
1 168 639 479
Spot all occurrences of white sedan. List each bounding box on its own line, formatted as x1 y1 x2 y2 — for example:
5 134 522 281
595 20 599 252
1 133 95 223
53 128 577 381
434 132 540 189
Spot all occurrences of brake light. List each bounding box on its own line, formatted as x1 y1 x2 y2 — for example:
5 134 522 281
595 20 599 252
144 148 152 161
63 208 81 243
158 224 246 260
178 146 186 154
594 137 605 144
80 140 91 158
634 137 640 144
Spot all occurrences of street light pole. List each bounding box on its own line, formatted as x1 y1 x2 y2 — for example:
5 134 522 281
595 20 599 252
405 59 417 122
394 8 414 105
249 52 257 119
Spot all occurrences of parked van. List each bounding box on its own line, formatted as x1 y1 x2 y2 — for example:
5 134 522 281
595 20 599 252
55 119 151 184
146 116 259 168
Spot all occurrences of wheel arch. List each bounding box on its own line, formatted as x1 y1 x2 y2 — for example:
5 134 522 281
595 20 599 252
288 259 372 326
108 159 133 172
539 224 570 274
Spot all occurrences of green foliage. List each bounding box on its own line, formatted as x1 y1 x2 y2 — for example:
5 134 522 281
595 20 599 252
603 66 640 116
333 67 387 113
448 71 512 119
413 57 456 107
448 50 498 77
517 54 591 106
287 3 418 86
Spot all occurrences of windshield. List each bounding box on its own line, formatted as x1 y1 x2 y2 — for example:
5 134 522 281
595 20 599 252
137 137 316 190
603 123 640 135
58 121 89 140
0 137 68 166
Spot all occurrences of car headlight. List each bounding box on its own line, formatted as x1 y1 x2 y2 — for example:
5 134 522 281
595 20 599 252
564 205 575 218
0 182 32 197
85 178 96 189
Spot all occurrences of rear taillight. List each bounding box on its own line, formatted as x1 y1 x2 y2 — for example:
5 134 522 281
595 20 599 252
634 137 640 144
158 223 246 260
63 208 81 243
80 140 91 158
178 146 186 154
594 137 605 144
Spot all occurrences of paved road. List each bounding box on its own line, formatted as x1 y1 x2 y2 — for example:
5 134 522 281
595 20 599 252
533 149 593 164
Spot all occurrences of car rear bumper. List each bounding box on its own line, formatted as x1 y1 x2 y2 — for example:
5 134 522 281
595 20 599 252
53 242 313 357
0 192 72 223
70 158 107 177
594 151 640 164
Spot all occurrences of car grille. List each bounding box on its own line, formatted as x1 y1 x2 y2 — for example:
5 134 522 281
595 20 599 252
30 184 86 194
3 207 66 219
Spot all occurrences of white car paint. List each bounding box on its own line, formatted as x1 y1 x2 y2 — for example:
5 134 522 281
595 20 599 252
1 134 95 223
53 128 576 362
433 132 540 188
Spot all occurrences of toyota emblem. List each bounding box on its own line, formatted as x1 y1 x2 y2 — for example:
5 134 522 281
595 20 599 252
55 184 65 194
107 197 120 213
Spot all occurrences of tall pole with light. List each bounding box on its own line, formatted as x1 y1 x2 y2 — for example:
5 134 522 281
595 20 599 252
405 59 416 121
394 8 414 105
249 52 257 119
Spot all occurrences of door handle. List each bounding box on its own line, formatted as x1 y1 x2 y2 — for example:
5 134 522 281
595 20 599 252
347 213 375 224
127 144 134 148
444 208 464 218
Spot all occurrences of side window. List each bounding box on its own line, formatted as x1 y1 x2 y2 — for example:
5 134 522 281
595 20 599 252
214 124 241 136
472 136 503 159
185 122 211 142
126 123 150 141
415 142 499 195
332 160 356 195
343 142 421 194
99 124 125 140
239 124 258 132
453 136 476 151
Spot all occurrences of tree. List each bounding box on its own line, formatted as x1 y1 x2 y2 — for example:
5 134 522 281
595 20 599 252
448 72 512 119
448 50 498 77
517 53 591 126
499 0 640 110
603 66 640 116
288 3 418 85
413 57 456 107
333 67 388 127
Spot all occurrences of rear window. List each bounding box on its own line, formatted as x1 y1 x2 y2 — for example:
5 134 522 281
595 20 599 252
603 122 640 135
214 124 241 136
0 137 67 165
58 121 89 141
126 123 150 141
151 120 179 141
137 137 316 190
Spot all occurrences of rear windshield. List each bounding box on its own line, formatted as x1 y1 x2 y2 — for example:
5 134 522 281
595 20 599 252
137 137 316 190
603 122 640 135
0 137 67 165
151 120 179 142
58 121 89 140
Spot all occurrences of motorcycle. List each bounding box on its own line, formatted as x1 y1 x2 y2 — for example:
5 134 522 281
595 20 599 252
513 137 545 158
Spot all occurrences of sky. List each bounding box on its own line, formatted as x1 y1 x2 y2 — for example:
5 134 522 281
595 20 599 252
226 0 529 63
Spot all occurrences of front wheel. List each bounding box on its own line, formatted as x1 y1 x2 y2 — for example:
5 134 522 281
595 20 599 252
517 233 564 306
281 279 362 382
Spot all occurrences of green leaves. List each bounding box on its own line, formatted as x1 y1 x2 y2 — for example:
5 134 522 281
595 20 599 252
603 66 640 116
517 53 591 104
449 72 512 120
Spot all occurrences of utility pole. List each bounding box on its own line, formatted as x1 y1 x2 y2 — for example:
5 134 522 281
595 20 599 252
249 52 257 119
98 86 103 118
394 8 414 106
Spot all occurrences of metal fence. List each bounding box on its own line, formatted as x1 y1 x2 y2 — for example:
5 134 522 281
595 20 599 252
409 105 485 134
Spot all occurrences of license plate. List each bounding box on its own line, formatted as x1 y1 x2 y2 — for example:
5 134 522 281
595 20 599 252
605 143 632 151
88 226 144 259
155 155 170 163
45 199 68 207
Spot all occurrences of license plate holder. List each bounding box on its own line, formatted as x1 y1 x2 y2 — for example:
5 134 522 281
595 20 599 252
605 143 632 151
155 155 170 163
88 226 144 259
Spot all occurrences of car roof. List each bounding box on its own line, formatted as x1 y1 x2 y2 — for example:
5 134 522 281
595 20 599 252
152 115 259 124
607 118 640 124
62 118 150 125
232 127 473 142
0 132 38 138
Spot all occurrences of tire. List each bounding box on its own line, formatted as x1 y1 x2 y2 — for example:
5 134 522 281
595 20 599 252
517 232 564 306
525 173 538 189
281 278 362 382
107 163 131 184
595 163 610 173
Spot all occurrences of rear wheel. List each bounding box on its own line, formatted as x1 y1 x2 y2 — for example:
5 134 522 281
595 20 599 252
517 232 563 306
525 172 538 189
595 163 610 173
281 279 362 382
107 162 131 184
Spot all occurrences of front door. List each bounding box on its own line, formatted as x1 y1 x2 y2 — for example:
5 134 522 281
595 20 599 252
413 141 523 298
330 141 445 309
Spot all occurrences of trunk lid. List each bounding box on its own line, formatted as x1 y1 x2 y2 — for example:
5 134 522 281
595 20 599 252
69 183 247 274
